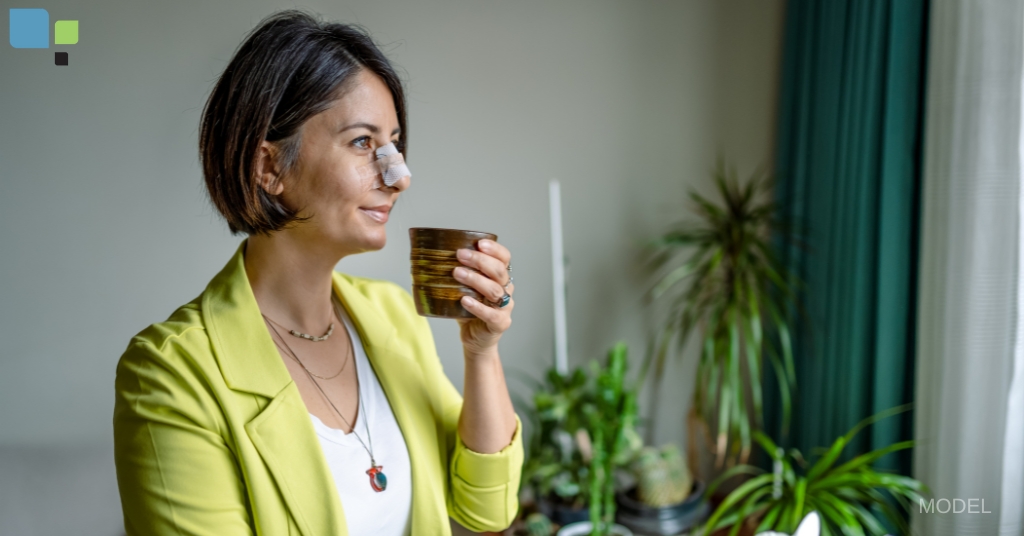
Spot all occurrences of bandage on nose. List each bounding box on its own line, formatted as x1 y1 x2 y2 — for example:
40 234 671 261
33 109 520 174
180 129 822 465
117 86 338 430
356 142 411 188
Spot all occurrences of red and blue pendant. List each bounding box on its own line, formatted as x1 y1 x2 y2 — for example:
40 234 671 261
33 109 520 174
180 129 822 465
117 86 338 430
366 465 387 492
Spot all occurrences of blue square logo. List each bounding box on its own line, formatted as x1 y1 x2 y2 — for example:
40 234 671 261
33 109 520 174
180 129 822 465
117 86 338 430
10 8 49 49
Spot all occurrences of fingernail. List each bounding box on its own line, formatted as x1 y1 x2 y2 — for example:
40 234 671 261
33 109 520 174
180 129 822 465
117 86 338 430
478 240 492 251
461 296 475 306
453 267 466 278
457 248 471 260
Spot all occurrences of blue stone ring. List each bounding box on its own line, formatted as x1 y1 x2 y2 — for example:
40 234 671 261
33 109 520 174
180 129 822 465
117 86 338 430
497 292 511 308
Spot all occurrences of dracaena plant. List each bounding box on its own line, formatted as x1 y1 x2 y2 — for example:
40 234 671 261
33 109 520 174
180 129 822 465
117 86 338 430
641 160 801 467
700 406 927 536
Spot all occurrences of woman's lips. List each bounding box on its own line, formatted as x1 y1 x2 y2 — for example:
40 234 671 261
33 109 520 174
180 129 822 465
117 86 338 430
359 206 390 223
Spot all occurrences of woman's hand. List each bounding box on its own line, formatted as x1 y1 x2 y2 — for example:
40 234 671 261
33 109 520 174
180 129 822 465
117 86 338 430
452 239 519 455
451 239 514 357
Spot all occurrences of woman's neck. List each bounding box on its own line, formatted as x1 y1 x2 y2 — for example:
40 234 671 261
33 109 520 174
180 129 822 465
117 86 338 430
243 232 342 333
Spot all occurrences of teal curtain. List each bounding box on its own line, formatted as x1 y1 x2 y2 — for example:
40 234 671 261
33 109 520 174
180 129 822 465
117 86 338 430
765 0 929 476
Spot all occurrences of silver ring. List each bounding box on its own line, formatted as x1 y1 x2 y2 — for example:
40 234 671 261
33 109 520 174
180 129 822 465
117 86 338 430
503 275 514 290
498 292 511 308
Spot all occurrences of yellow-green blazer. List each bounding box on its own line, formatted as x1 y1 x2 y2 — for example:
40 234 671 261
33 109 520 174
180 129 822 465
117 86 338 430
113 240 523 535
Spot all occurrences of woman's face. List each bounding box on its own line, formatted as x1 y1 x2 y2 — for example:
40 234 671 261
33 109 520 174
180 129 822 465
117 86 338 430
272 68 408 255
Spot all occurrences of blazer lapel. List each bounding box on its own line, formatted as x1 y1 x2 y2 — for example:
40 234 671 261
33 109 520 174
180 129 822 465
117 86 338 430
244 381 346 535
202 240 289 399
332 273 448 535
202 240 344 536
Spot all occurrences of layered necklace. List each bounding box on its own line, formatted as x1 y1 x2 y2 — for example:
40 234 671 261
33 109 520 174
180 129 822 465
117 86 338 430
261 298 387 493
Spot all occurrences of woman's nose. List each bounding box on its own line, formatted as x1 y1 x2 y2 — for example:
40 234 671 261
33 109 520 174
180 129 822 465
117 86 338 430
386 172 410 192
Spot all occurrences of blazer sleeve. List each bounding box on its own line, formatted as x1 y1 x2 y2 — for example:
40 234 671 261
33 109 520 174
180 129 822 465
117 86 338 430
113 337 254 536
393 284 524 532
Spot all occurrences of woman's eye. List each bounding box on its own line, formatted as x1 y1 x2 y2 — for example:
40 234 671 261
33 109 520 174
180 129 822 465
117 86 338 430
352 136 372 150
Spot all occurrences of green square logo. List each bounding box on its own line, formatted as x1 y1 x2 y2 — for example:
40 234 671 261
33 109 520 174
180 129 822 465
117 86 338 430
54 20 78 45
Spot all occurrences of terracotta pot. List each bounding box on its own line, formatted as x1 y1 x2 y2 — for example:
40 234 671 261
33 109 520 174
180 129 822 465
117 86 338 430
408 227 498 319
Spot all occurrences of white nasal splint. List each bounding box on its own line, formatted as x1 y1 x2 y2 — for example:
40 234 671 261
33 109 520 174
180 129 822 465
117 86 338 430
357 142 411 188
375 142 411 187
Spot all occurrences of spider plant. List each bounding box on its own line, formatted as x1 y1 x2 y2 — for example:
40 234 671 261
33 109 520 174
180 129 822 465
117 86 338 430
699 405 926 536
641 160 800 467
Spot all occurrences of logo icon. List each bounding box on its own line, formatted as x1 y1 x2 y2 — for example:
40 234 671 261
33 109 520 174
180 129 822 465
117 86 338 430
9 8 79 65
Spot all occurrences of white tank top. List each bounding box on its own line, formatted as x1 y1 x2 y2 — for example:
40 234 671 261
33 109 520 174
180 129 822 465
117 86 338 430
308 296 413 535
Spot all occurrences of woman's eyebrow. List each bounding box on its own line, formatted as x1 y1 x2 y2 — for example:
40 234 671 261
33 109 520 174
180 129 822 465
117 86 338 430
337 122 402 136
338 122 378 134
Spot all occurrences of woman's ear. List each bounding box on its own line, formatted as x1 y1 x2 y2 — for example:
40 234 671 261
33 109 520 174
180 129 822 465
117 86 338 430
254 141 285 196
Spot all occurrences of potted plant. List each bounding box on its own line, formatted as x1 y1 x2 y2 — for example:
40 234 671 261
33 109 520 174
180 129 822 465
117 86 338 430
613 443 710 535
520 366 593 526
558 342 641 536
641 160 801 471
699 406 927 536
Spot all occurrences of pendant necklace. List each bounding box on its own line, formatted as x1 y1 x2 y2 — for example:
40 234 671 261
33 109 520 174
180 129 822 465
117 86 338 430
262 303 387 493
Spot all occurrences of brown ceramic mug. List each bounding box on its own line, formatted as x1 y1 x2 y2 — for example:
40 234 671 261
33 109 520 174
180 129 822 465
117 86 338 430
409 227 499 319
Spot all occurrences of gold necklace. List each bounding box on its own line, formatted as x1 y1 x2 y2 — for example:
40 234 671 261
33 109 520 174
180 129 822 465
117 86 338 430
262 313 349 380
264 306 335 342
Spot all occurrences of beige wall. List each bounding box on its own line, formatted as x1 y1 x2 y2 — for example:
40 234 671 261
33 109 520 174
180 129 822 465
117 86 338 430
0 0 784 532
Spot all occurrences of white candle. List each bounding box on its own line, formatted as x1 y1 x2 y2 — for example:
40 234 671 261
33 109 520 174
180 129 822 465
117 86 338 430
549 180 569 375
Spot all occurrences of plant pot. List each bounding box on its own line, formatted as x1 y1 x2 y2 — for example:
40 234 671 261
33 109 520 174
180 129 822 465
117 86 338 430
537 496 590 527
614 480 710 536
557 521 635 536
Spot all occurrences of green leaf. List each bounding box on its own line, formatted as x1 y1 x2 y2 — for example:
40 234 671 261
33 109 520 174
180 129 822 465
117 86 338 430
776 503 794 533
728 319 751 459
790 477 807 529
756 503 783 531
729 487 772 536
872 473 928 497
700 511 743 536
767 351 792 435
815 495 865 536
818 441 915 485
751 430 779 455
843 404 912 445
745 319 761 428
703 474 774 533
807 436 848 480
849 502 887 536
651 260 699 299
705 464 767 498
703 330 720 415
873 498 910 535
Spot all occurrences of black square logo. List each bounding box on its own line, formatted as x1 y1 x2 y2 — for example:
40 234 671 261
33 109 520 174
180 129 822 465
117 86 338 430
55 52 69 66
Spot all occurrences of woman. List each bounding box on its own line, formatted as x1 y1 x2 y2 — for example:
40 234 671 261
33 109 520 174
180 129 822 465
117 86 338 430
112 10 522 536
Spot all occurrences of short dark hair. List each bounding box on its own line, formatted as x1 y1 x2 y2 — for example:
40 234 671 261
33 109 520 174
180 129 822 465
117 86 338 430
199 10 407 236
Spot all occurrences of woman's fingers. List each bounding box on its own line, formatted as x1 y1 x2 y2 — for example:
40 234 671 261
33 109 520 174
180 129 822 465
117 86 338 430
461 295 513 330
453 266 506 303
452 239 514 338
456 240 512 288
477 239 511 269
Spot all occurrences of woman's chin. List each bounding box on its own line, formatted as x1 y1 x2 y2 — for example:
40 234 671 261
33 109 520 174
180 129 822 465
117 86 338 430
357 229 388 252
328 221 388 253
